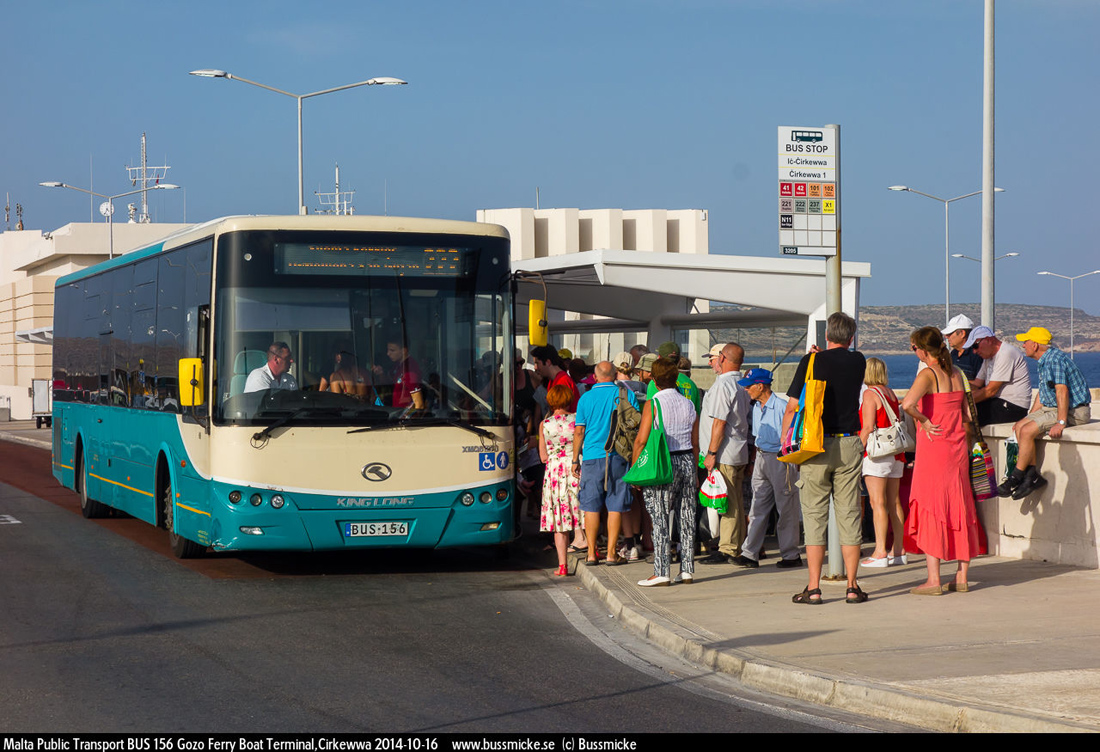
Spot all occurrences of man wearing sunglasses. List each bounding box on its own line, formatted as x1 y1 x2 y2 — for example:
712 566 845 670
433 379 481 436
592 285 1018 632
998 326 1092 500
965 326 1031 427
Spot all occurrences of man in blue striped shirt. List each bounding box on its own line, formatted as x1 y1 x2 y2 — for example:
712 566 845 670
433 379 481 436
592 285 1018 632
999 326 1092 500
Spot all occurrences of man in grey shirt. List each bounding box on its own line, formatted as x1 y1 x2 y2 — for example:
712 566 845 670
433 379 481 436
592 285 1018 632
699 343 751 565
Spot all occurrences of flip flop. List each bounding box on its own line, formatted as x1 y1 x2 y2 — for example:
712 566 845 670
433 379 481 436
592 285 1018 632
568 544 588 554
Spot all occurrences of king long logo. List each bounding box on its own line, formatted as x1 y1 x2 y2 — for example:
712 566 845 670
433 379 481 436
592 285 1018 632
361 462 393 482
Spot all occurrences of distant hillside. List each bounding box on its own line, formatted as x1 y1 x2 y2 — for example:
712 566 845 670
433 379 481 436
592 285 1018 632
708 303 1100 359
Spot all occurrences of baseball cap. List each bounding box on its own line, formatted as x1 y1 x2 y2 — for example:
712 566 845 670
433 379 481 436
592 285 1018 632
636 353 659 372
963 325 995 349
657 341 680 360
706 344 724 359
1016 326 1052 346
612 351 633 370
557 348 573 360
737 368 773 387
941 314 975 335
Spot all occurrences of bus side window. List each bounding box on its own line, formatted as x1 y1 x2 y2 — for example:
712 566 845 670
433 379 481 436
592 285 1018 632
157 251 185 412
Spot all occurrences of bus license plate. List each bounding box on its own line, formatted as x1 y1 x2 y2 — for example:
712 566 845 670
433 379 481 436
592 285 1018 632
344 521 409 538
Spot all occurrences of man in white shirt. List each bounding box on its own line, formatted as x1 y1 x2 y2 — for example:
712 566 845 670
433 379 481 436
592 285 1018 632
244 341 299 393
699 343 751 565
966 326 1031 426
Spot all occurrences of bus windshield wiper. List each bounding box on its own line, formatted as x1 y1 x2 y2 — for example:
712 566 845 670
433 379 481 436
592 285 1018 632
252 408 312 443
347 415 499 442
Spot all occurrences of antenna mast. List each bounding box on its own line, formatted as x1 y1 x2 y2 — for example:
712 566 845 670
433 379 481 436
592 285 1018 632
126 132 171 223
314 163 356 215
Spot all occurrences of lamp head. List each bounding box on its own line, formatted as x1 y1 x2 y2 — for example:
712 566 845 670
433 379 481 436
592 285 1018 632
39 181 64 188
366 77 407 85
190 69 228 78
887 185 908 192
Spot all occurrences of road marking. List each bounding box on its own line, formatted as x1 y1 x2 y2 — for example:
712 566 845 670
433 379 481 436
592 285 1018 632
0 514 22 524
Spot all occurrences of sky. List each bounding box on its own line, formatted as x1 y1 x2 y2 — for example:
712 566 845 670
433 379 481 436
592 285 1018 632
3 0 1099 314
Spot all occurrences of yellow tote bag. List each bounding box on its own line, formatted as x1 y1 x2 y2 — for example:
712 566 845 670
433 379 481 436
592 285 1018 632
778 352 826 465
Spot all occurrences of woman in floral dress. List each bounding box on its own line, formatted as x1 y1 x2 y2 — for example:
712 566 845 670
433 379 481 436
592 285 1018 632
539 384 583 576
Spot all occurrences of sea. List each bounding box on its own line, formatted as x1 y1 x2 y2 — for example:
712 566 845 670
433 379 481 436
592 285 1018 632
869 350 1100 392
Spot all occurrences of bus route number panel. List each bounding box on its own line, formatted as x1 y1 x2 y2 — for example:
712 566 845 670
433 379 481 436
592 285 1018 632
343 521 410 538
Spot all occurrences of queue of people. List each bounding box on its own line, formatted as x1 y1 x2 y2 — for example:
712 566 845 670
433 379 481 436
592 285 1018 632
524 313 1092 605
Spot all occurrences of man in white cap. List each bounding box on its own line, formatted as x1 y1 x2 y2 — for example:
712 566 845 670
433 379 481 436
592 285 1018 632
942 314 983 379
965 326 1031 426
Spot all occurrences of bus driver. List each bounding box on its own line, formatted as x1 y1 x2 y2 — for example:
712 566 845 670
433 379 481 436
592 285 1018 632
244 341 299 393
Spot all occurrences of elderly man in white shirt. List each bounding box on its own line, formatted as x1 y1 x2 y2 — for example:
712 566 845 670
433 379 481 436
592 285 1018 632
244 341 299 393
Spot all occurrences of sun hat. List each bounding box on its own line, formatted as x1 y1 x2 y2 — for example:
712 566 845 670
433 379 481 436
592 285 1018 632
636 353 659 372
963 325 995 349
941 314 975 335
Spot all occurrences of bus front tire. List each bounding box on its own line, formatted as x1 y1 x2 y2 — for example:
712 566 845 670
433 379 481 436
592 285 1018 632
164 477 204 559
77 451 108 519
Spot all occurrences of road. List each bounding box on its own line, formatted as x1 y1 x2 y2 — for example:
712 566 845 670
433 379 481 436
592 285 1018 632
0 440 885 734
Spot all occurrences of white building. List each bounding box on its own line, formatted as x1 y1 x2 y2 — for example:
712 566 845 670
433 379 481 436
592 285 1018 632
0 221 190 420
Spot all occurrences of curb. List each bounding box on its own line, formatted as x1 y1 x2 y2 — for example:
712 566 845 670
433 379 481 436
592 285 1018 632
0 432 51 451
574 562 1093 733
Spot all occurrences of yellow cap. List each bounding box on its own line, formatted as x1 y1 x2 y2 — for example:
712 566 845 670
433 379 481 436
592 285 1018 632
1015 326 1052 345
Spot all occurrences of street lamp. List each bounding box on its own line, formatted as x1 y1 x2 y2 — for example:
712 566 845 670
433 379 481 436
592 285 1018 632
1036 269 1100 358
189 69 407 216
952 252 1019 263
39 181 180 258
888 185 1005 324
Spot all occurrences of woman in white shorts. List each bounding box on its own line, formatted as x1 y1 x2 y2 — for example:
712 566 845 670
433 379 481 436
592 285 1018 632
858 358 907 567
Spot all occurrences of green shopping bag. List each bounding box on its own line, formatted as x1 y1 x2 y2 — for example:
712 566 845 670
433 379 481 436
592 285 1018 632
623 397 674 487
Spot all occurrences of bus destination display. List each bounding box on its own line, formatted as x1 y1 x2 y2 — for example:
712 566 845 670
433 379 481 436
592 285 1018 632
275 244 473 277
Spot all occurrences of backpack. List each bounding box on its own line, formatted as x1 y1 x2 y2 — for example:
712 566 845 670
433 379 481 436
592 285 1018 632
605 383 642 464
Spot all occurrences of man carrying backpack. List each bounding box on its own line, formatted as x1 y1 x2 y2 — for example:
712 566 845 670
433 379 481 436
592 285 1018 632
573 361 641 565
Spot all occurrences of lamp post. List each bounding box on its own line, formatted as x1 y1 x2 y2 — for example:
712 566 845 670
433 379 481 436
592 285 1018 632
952 252 1019 263
888 185 1005 324
1036 270 1100 358
39 182 179 258
189 69 407 216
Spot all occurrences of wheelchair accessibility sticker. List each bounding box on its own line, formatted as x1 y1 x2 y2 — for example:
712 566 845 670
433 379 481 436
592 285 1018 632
479 451 510 471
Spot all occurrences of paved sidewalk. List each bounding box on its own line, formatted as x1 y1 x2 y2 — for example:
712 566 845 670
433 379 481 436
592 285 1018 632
569 545 1100 732
0 420 52 450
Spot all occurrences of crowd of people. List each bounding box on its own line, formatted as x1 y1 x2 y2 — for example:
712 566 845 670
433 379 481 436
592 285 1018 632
515 312 1093 603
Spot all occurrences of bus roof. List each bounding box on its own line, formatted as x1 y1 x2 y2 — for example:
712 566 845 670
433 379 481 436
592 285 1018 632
55 214 511 287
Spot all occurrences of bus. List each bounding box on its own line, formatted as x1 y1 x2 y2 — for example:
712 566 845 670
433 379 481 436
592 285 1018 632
51 215 516 557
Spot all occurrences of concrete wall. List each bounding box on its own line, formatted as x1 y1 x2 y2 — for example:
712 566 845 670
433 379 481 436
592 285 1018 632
982 409 1100 569
476 207 710 362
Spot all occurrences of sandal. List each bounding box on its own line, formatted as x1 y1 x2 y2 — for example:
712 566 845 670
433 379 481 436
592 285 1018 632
792 587 823 605
584 558 600 567
605 556 626 566
568 544 588 554
845 585 869 604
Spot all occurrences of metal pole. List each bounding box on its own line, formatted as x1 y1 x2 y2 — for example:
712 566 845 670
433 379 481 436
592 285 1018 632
297 96 306 215
825 123 842 316
1070 279 1075 358
107 202 114 258
980 0 996 329
944 201 951 323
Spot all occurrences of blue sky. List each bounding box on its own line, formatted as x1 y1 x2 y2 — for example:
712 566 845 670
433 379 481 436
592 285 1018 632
3 0 1099 313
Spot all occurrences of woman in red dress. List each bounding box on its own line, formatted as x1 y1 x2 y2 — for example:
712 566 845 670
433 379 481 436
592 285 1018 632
900 327 987 595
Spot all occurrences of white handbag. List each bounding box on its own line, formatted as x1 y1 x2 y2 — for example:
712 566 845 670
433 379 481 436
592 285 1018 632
865 386 916 459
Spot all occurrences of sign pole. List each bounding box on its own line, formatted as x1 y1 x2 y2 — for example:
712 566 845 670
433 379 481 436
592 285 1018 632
825 124 841 316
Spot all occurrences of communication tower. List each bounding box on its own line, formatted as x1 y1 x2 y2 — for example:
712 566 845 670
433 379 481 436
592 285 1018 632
126 132 171 223
314 164 356 215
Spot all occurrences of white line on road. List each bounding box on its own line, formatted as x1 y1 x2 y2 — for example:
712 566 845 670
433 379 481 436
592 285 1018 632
0 514 22 524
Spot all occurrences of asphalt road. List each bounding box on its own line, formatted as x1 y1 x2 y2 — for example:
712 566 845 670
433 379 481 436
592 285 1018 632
0 440 872 734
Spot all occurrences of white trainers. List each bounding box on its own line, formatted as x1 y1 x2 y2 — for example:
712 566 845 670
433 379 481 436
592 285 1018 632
637 575 671 587
672 572 694 585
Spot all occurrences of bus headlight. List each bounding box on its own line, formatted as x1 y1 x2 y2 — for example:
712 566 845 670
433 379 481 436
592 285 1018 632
496 488 509 501
479 491 493 504
249 493 263 506
228 490 242 504
270 494 285 509
460 492 475 506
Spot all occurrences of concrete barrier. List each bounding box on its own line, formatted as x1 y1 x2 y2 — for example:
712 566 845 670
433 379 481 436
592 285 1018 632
981 401 1100 569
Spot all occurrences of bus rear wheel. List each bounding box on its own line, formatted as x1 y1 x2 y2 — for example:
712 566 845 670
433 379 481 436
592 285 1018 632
163 477 204 559
77 450 108 519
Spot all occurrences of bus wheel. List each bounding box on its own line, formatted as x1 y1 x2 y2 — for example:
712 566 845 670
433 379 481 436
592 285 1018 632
164 478 204 559
77 450 108 519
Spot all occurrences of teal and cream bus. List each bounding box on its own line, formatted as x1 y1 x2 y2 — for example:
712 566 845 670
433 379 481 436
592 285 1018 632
51 216 516 557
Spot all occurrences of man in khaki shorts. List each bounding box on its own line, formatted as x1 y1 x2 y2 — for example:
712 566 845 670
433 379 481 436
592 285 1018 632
998 326 1092 500
781 312 867 605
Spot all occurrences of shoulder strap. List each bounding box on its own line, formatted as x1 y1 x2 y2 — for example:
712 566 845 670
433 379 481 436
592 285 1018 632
807 351 816 381
870 386 899 422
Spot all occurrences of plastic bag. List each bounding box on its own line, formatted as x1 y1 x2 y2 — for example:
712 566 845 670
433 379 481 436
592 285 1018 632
699 469 728 514
1004 431 1019 481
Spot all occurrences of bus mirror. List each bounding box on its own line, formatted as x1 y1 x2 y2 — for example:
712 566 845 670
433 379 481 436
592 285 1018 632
528 299 549 347
178 358 204 407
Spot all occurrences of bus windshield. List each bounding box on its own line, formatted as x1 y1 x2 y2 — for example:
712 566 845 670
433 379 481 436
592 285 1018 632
214 230 512 428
